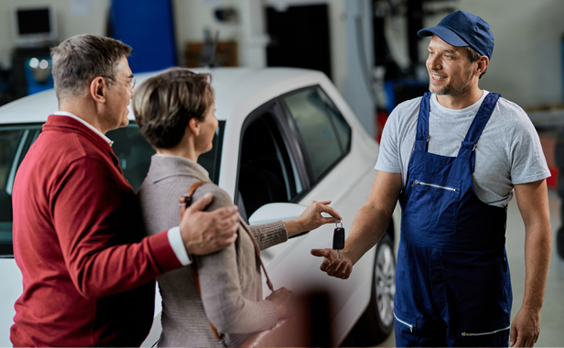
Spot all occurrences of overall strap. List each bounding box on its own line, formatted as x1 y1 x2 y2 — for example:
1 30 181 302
458 93 501 172
461 93 501 145
415 92 432 152
178 181 276 339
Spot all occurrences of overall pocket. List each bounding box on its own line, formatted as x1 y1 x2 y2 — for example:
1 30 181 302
457 322 510 347
404 173 461 236
394 308 418 334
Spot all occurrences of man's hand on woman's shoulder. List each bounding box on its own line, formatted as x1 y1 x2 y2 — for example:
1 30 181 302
180 192 239 255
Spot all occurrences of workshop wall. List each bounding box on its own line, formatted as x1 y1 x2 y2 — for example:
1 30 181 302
0 0 562 110
0 0 109 70
171 0 348 92
422 0 564 109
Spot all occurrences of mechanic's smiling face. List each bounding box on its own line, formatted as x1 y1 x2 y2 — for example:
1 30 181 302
426 35 476 98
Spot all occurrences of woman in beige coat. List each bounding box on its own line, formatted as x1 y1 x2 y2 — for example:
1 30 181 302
133 68 341 347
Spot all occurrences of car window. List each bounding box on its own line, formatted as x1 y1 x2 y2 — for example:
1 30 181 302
281 86 351 183
0 126 41 257
0 121 225 258
238 113 303 220
316 87 351 152
107 126 157 192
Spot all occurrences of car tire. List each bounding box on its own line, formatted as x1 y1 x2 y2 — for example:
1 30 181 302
345 232 396 346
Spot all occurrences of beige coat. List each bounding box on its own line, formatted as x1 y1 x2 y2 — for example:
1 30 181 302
138 154 288 347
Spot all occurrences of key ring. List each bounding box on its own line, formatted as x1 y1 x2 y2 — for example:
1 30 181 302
335 221 343 228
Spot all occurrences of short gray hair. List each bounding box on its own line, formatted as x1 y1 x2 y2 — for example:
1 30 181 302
465 46 487 79
51 34 132 101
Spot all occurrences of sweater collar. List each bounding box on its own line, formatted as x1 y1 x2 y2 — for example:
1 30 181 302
53 111 114 146
147 154 210 183
43 115 116 159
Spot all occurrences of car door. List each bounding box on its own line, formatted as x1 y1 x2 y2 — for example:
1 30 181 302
235 85 375 343
235 98 307 222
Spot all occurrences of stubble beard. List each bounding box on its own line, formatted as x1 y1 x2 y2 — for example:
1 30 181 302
429 68 474 98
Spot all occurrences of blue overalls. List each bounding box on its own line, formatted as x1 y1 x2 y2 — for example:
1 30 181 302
394 92 512 347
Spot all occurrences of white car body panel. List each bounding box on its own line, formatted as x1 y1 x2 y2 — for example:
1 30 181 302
0 67 389 347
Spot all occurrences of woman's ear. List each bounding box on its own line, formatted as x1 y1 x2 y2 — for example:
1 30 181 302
188 117 200 136
90 76 106 103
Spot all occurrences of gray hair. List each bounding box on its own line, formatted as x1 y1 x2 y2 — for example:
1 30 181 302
465 46 487 79
51 34 132 101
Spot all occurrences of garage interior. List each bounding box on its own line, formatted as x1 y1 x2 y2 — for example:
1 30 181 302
0 0 563 346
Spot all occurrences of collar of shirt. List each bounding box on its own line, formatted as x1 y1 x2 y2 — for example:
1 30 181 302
53 111 114 146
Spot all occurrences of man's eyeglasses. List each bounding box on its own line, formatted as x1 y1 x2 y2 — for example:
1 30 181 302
100 75 136 89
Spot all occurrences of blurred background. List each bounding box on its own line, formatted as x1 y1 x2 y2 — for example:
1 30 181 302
2 0 564 135
0 0 563 346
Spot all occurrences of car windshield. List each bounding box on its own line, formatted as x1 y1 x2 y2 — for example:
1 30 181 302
0 121 225 257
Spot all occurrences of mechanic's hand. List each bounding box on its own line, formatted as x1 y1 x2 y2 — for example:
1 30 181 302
179 192 239 255
285 201 342 237
310 248 353 279
510 306 541 347
266 287 294 319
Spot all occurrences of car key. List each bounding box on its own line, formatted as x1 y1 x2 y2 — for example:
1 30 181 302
333 222 345 259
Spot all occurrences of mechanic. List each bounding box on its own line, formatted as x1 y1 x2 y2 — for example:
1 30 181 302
11 34 239 347
312 10 551 347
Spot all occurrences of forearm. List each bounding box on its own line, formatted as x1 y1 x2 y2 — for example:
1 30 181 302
249 221 288 250
344 203 392 265
283 219 302 237
65 230 182 298
522 222 551 310
514 180 552 311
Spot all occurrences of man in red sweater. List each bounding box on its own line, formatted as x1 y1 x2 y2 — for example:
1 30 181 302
11 34 239 347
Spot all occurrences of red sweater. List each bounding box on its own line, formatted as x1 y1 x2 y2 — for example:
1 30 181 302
11 116 182 347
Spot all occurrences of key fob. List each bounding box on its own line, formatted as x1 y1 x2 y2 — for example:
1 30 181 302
333 227 345 250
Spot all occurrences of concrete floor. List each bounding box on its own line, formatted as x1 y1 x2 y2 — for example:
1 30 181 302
375 189 564 347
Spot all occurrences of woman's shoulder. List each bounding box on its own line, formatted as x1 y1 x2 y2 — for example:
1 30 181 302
191 182 234 211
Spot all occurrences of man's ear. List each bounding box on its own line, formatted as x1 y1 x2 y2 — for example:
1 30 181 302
475 56 489 76
90 76 106 103
188 117 200 136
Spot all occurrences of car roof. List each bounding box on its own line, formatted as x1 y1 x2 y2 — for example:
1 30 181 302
0 67 327 125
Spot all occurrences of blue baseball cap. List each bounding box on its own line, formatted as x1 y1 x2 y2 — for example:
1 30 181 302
417 10 494 60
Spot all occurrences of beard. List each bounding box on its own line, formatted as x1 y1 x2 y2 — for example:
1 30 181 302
429 67 474 97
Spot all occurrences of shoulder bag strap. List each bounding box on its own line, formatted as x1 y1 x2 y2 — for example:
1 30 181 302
178 181 223 341
178 181 275 341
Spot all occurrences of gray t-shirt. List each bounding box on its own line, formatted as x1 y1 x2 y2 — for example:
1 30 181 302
375 91 550 207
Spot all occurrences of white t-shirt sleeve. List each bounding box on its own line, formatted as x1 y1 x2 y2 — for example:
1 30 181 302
507 105 551 185
375 108 403 174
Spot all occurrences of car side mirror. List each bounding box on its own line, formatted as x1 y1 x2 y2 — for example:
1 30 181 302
249 202 306 226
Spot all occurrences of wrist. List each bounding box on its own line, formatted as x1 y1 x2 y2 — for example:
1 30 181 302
520 303 542 313
341 249 358 265
284 220 303 237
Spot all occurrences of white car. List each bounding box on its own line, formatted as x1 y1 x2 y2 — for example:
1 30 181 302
0 67 397 346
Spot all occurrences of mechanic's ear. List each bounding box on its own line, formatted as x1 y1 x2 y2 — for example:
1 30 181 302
90 76 106 103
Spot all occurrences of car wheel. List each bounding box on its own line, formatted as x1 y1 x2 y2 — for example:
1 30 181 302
345 232 395 346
